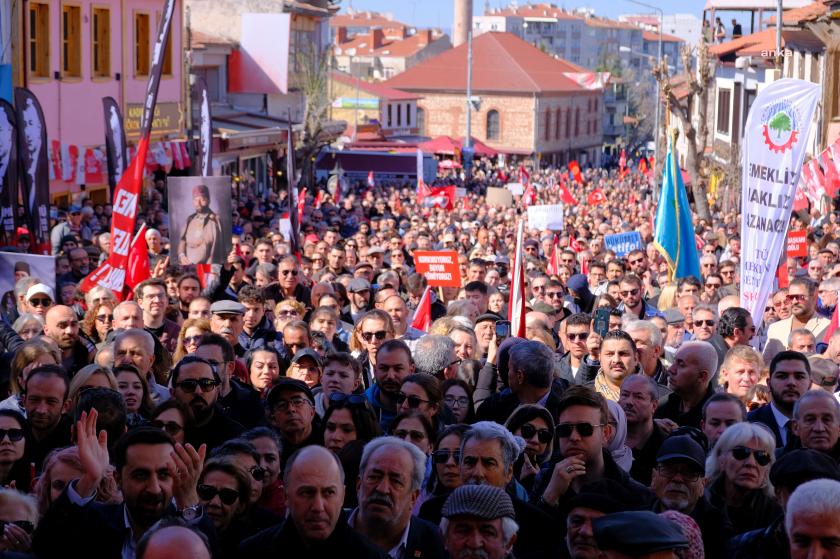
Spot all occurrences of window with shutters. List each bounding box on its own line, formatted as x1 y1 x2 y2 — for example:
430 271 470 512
28 3 50 79
716 88 731 135
157 11 173 75
134 12 150 76
487 110 500 140
62 5 82 77
92 7 111 78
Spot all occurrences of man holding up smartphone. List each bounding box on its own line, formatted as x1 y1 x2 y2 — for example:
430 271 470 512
557 313 601 386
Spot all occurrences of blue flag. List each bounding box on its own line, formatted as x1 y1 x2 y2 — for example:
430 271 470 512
654 136 701 280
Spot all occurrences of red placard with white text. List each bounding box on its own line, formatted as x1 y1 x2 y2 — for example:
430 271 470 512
413 251 462 287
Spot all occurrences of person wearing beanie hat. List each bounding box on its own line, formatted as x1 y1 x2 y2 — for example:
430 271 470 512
566 274 595 314
177 182 221 265
440 485 518 559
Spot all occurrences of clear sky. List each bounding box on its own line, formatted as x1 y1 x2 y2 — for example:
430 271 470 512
341 0 709 31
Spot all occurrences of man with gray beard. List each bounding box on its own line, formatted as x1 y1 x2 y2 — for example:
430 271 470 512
650 435 731 557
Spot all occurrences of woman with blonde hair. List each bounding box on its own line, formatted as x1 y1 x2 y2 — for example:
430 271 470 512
273 299 306 332
0 340 61 413
11 313 43 341
173 318 212 364
67 364 118 411
34 446 121 515
81 300 116 345
657 284 679 311
705 421 781 535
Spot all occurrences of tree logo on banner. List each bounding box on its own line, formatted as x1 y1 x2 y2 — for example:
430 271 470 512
762 101 800 154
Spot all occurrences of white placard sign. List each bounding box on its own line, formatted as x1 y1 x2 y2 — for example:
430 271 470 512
527 204 565 230
506 182 524 196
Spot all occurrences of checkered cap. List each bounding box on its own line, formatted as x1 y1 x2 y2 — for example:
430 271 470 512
441 485 515 520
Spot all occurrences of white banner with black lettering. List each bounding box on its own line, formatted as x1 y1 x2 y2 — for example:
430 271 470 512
740 79 820 326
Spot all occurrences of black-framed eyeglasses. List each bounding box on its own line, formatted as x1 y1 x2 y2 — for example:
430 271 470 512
444 395 469 408
432 449 461 464
546 291 564 299
655 463 702 482
150 420 184 437
175 378 220 393
556 422 604 438
731 446 771 466
197 484 240 505
519 424 552 444
395 392 429 408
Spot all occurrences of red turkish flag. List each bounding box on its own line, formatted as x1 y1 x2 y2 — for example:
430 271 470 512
587 188 607 206
410 286 432 333
124 227 150 295
639 157 649 175
569 160 583 184
559 182 578 205
546 235 560 276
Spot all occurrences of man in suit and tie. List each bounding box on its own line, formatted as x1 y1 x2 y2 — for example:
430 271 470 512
747 351 812 448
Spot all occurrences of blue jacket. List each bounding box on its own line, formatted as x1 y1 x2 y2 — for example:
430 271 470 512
365 384 397 433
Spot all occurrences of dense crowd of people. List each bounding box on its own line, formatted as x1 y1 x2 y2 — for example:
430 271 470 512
0 158 839 559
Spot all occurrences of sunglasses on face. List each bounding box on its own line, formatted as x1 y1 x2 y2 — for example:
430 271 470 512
276 310 298 317
197 484 240 505
280 269 299 276
695 320 716 327
787 294 807 302
29 298 51 307
546 291 564 299
150 420 183 437
396 392 429 408
620 289 640 297
706 282 721 288
432 449 461 464
175 378 220 393
730 446 771 466
556 422 603 438
0 428 24 442
519 424 553 444
183 335 203 346
360 330 388 342
0 520 34 535
567 332 589 341
95 314 113 323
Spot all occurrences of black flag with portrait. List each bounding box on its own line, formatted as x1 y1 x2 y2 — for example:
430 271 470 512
191 77 213 177
14 88 50 254
0 100 18 246
102 96 128 196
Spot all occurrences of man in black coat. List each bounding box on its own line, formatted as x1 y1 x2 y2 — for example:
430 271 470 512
239 446 386 559
350 437 446 559
747 351 812 449
34 420 216 559
476 340 569 424
418 421 558 558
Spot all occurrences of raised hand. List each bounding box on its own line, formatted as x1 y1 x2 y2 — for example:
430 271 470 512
75 410 109 499
170 443 206 509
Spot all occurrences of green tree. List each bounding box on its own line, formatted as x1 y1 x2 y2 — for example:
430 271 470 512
769 112 792 138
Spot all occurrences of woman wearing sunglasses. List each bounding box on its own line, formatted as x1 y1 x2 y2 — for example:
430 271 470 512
428 424 470 499
705 422 781 535
197 458 254 559
81 300 116 345
150 399 194 445
398 374 454 436
173 318 212 364
505 405 555 492
0 410 33 492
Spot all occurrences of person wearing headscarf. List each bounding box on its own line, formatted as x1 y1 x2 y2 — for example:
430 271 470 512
659 510 705 559
566 274 595 314
606 400 634 472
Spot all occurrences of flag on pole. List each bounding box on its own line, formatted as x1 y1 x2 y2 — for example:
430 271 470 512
410 286 432 333
508 220 526 338
619 149 626 174
654 133 701 281
80 0 176 297
587 188 607 206
124 224 150 297
367 171 375 189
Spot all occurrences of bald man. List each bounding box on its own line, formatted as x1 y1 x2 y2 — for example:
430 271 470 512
43 305 94 375
239 446 387 558
383 294 424 344
655 341 719 429
137 524 211 559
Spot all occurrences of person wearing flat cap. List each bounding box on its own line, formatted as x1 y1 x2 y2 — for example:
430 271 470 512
650 435 732 557
178 183 222 266
440 485 518 559
592 510 688 558
729 448 840 559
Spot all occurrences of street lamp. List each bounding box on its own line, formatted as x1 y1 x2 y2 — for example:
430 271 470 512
626 0 662 164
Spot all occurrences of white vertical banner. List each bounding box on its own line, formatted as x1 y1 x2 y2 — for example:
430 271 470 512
740 79 821 326
416 148 424 187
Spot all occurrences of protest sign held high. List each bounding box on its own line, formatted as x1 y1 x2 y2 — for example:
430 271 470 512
605 231 644 257
413 251 462 287
739 79 821 326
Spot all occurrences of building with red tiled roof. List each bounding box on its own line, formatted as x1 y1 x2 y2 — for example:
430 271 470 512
384 32 604 164
332 10 451 81
330 71 422 140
